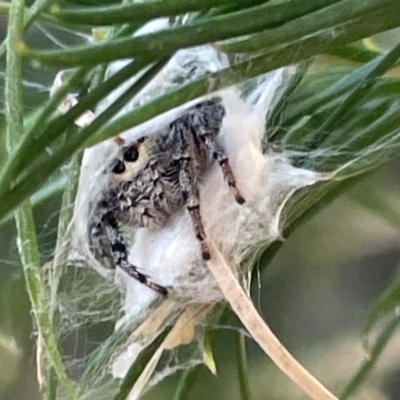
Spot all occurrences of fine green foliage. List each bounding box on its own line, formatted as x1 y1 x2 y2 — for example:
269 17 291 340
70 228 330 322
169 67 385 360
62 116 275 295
3 0 400 399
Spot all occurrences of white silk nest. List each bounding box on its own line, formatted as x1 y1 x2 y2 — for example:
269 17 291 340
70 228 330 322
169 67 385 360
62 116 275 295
68 37 322 399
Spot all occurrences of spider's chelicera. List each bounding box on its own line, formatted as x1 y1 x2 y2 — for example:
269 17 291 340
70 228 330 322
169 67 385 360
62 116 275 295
88 97 244 295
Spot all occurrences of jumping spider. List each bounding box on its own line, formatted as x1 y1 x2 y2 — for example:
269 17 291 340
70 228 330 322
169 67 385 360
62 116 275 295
89 97 244 295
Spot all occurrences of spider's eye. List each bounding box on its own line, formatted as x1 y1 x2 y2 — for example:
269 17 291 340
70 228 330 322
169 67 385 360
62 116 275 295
123 146 139 162
112 159 126 174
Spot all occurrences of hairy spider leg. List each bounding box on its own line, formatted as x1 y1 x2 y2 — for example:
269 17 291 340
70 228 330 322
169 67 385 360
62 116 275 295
113 239 168 295
178 157 211 260
170 99 244 261
201 135 245 205
103 211 168 295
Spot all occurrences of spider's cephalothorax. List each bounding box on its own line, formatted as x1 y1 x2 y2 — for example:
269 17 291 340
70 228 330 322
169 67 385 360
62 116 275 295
89 97 244 295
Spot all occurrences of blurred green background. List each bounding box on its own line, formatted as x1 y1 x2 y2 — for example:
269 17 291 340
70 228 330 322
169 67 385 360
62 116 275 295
2 11 400 400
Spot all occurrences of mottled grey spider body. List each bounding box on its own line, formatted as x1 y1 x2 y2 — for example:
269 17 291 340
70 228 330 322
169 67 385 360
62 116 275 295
89 97 244 295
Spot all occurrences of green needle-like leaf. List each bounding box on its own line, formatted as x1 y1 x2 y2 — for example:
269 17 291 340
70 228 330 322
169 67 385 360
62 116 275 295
51 0 262 26
221 0 398 53
341 315 400 400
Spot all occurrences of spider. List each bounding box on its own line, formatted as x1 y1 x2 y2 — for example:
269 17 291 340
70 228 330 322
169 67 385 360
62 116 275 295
88 97 244 295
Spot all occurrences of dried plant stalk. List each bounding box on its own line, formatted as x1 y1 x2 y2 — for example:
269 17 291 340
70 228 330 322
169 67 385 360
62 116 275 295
207 242 338 400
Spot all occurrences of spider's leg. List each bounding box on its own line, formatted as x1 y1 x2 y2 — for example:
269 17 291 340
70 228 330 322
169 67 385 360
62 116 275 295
98 210 168 295
179 158 210 260
112 238 168 295
201 135 245 204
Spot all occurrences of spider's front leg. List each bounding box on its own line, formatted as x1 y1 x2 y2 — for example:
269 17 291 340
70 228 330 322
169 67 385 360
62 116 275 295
111 237 168 295
96 210 168 295
179 158 211 260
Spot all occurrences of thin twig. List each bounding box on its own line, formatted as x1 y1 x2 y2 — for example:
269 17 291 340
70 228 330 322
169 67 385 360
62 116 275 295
207 243 338 400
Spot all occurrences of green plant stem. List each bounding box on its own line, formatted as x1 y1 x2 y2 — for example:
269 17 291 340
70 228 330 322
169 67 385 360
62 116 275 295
51 0 260 26
340 315 400 400
236 332 252 400
5 1 77 398
5 2 24 152
24 0 56 27
21 0 340 67
45 366 58 400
